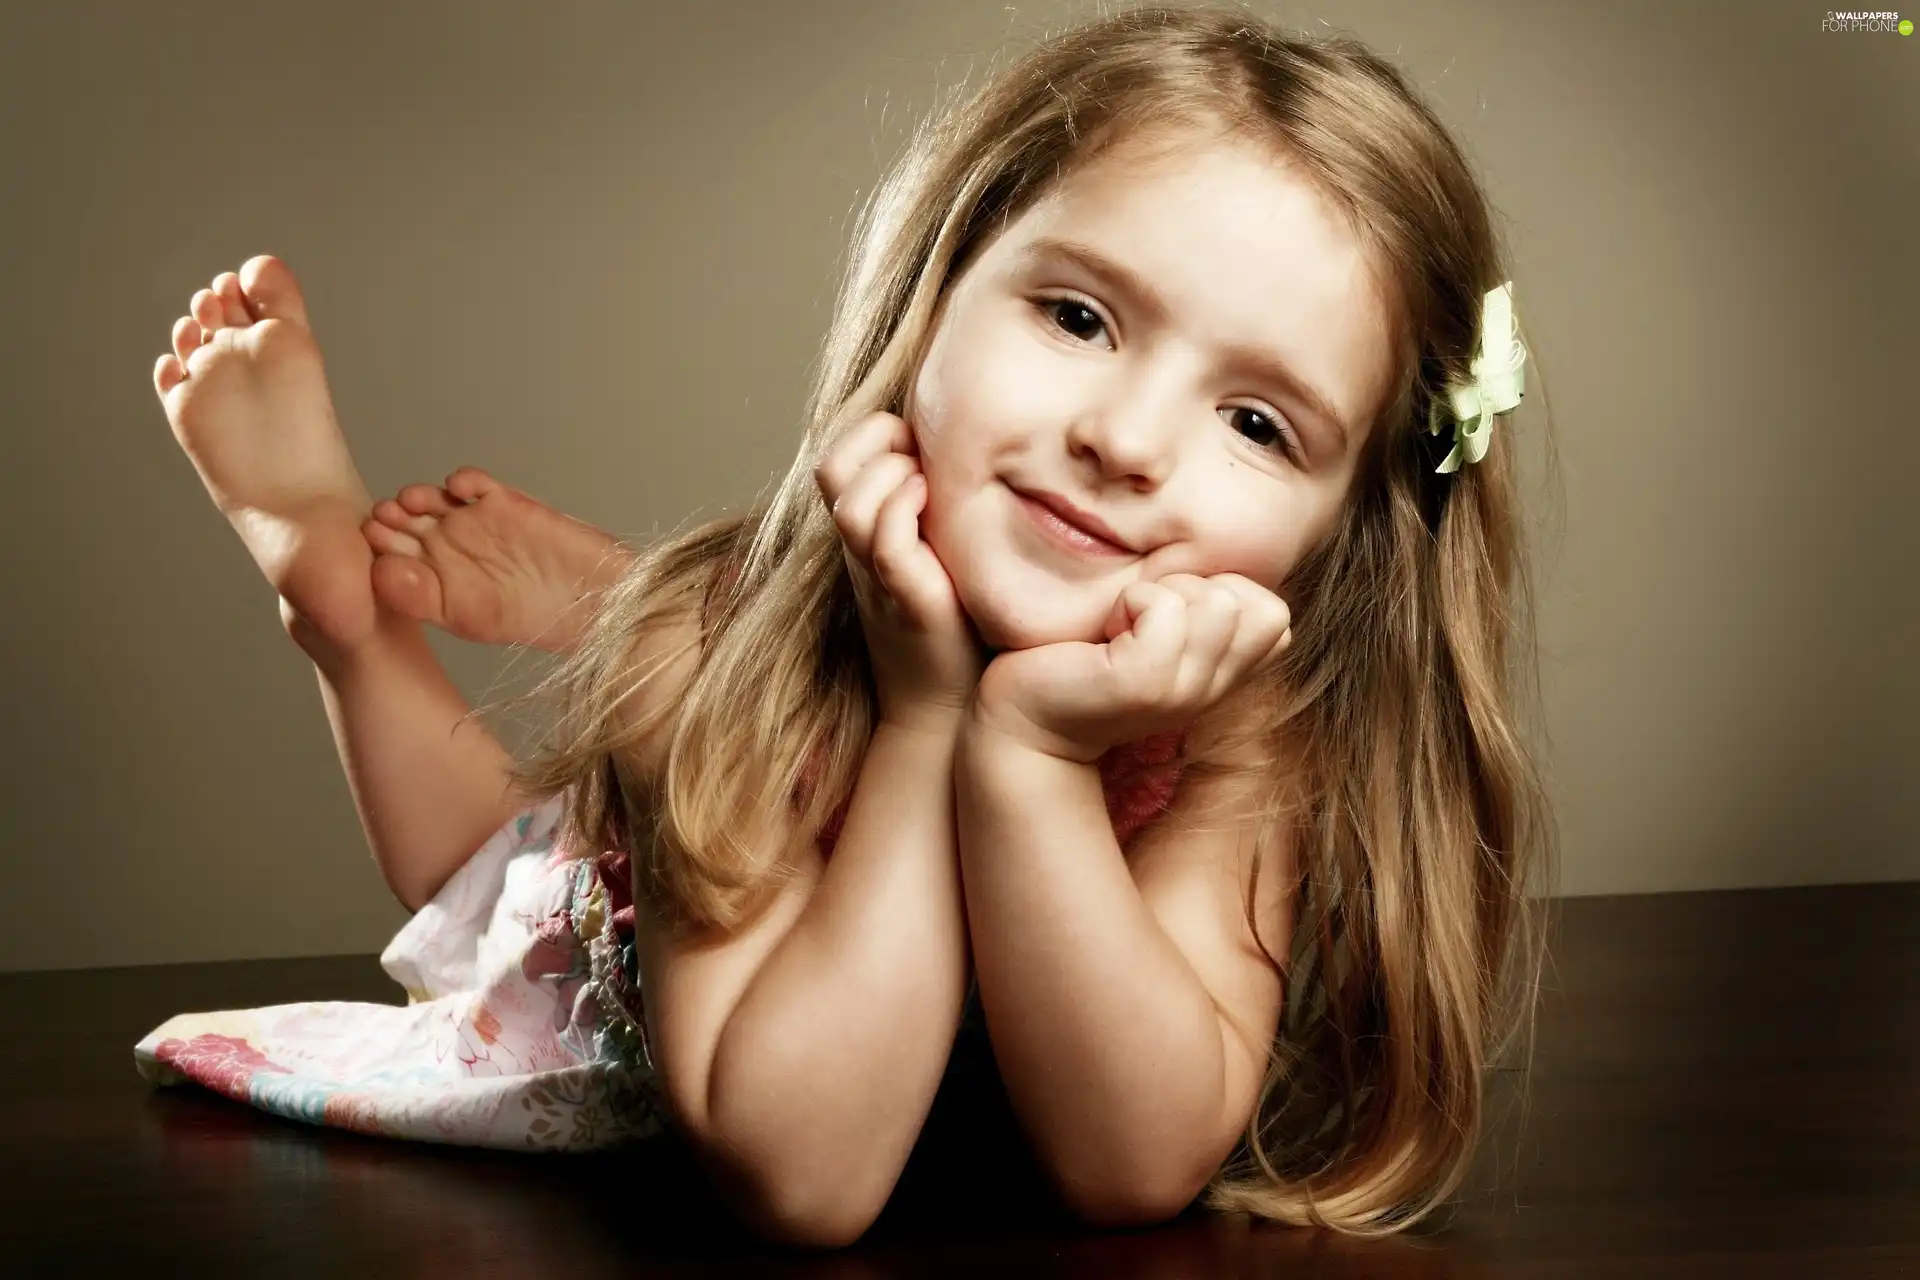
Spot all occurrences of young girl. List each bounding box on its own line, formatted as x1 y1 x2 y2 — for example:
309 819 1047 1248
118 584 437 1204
138 4 1554 1248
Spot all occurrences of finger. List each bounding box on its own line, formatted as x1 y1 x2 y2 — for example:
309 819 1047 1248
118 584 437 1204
830 451 919 564
1187 580 1243 676
870 472 941 617
817 412 908 505
172 315 202 368
1108 580 1176 663
1153 577 1240 692
1116 584 1189 696
814 411 914 511
1104 572 1190 642
1145 572 1212 595
1104 579 1158 642
1203 574 1293 691
1210 573 1293 653
1146 573 1227 619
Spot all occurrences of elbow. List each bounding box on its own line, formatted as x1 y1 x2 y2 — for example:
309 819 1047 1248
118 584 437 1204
729 1167 887 1250
684 1132 888 1250
1053 1158 1206 1231
1066 1187 1195 1232
745 1188 884 1251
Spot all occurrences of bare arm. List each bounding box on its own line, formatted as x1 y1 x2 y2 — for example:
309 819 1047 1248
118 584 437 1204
638 405 984 1245
952 717 1287 1226
704 717 970 1242
628 617 969 1247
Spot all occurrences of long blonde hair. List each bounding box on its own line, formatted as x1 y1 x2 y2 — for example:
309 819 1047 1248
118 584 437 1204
491 3 1559 1237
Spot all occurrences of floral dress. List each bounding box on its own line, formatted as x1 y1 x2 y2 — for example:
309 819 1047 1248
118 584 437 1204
134 729 1187 1151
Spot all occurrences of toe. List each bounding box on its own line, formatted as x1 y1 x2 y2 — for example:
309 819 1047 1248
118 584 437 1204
396 483 455 518
213 272 254 327
155 352 183 397
172 315 202 367
363 514 425 558
369 502 435 543
238 255 311 329
371 552 445 627
444 467 499 503
191 288 222 334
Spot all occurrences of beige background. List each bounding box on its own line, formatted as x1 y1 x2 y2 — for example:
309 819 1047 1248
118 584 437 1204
1 0 1913 972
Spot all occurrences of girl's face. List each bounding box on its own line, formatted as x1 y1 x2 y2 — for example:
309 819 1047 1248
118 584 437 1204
903 127 1399 652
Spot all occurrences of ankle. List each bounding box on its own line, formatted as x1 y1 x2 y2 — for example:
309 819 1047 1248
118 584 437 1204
577 527 634 592
549 534 634 653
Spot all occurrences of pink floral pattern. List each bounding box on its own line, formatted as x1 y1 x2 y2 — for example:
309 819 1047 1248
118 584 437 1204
151 1033 290 1101
321 1091 392 1137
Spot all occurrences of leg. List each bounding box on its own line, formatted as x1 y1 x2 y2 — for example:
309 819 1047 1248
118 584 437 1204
154 256 527 910
289 602 529 911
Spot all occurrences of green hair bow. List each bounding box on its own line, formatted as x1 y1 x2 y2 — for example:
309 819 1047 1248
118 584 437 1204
1427 280 1527 474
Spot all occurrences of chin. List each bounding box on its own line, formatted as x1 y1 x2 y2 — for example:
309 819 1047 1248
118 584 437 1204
963 583 1109 652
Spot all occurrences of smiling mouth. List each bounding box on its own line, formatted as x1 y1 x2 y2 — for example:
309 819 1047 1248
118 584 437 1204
1012 489 1135 559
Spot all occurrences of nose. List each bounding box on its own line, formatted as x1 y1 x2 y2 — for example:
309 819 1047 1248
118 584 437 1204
1064 376 1183 489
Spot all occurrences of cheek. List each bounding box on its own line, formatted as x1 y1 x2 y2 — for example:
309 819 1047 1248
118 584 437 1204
911 310 1058 448
908 358 1013 493
908 419 963 510
1187 499 1309 594
905 345 973 484
906 394 945 455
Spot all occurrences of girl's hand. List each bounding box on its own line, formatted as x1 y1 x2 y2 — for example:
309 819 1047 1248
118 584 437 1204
815 411 987 735
970 573 1292 764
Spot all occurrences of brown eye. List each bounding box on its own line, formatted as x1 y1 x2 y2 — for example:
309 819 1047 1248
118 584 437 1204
1223 406 1303 463
1038 297 1109 345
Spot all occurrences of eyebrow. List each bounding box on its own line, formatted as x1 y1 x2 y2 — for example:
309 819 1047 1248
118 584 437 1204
1014 235 1354 452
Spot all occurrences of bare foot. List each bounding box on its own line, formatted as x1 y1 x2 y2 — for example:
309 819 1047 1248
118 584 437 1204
152 256 377 655
361 468 634 653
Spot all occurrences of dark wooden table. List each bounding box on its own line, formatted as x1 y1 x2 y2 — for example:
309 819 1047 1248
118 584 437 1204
2 883 1914 1277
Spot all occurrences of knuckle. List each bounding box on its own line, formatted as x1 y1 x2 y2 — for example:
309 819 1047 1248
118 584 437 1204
882 474 918 509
